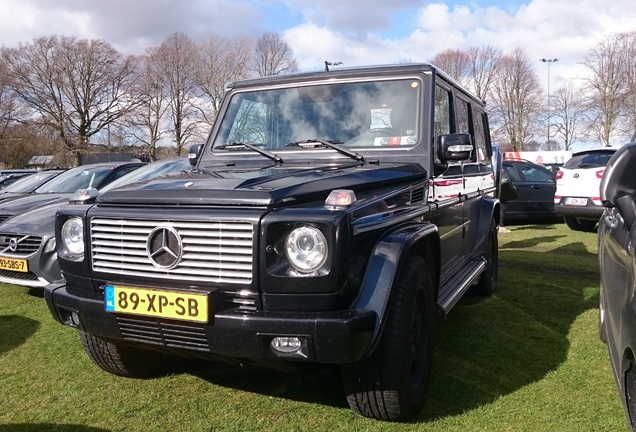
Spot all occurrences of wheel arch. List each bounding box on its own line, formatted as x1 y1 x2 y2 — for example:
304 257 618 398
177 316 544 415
351 222 440 358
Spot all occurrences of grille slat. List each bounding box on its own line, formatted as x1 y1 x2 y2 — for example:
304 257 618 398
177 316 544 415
91 218 254 284
117 316 209 350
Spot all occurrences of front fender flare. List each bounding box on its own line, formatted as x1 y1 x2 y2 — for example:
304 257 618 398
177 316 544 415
352 222 439 358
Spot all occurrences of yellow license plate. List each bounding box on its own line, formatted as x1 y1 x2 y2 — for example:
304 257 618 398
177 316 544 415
104 285 208 323
0 257 28 273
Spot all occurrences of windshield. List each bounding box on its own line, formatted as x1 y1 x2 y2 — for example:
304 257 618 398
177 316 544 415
0 171 63 193
100 158 191 193
211 78 421 154
35 165 115 194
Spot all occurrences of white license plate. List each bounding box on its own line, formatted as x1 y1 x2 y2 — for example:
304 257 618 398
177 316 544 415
564 197 588 206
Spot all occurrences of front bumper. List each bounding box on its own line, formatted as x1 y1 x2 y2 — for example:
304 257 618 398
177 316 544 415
44 281 376 364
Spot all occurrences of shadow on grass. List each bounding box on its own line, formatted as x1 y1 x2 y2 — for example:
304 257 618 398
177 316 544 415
500 234 568 250
164 239 598 422
0 425 109 432
419 240 598 421
0 315 39 355
187 359 348 409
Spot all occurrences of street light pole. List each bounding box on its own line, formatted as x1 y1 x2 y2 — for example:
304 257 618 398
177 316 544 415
539 58 558 147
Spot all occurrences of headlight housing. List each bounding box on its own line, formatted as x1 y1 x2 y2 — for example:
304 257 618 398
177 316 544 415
60 217 84 261
284 226 328 273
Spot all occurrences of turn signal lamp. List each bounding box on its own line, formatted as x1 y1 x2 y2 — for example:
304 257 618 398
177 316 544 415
325 189 357 207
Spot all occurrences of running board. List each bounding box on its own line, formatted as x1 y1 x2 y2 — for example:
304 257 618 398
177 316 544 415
437 257 486 319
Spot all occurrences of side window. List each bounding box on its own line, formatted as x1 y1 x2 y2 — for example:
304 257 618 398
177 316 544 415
456 98 470 135
434 85 451 137
520 164 554 182
503 164 521 182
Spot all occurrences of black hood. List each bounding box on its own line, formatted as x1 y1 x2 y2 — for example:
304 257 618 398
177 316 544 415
97 162 427 207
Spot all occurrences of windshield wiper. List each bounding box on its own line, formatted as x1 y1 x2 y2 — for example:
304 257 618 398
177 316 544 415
216 142 284 164
287 139 364 163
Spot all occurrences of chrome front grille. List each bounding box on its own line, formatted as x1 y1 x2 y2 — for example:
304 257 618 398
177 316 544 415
0 233 43 255
91 218 254 284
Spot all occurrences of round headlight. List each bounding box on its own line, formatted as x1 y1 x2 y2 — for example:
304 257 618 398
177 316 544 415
61 217 84 257
285 226 327 273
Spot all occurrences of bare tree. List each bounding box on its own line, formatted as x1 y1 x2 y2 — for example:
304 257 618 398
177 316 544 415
150 32 205 156
467 45 502 101
430 49 471 88
196 34 253 126
252 31 299 77
127 53 170 161
580 33 628 147
2 35 141 166
621 31 636 138
550 83 585 150
489 47 543 151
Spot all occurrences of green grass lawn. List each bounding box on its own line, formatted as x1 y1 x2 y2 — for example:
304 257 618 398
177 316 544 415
0 223 628 431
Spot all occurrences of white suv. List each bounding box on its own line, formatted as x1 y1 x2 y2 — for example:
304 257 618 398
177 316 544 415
554 148 617 231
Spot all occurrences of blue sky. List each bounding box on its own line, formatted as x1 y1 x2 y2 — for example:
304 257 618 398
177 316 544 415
0 0 635 99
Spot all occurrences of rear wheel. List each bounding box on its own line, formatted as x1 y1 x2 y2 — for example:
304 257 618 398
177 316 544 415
341 255 435 421
564 216 597 232
80 332 169 378
474 220 498 296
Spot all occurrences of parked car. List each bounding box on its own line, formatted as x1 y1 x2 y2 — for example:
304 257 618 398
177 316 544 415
0 170 66 205
45 63 501 421
598 142 636 431
554 148 617 231
0 162 144 225
0 158 189 289
501 159 560 224
0 172 36 190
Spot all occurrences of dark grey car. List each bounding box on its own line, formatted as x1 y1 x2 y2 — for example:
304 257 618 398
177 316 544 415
598 141 636 431
0 158 190 288
501 159 560 224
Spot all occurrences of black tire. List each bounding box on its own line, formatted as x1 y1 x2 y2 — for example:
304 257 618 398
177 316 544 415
564 216 597 232
80 332 169 378
341 255 435 421
474 220 499 296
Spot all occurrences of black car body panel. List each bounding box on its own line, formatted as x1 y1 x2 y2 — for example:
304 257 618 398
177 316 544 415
598 141 636 430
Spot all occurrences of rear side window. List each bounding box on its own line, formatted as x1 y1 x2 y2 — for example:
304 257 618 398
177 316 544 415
563 151 615 169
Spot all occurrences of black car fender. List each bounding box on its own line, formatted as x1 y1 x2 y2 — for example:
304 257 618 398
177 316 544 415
351 222 440 358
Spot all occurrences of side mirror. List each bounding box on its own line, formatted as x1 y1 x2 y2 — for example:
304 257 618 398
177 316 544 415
437 133 474 162
600 142 636 230
188 144 204 166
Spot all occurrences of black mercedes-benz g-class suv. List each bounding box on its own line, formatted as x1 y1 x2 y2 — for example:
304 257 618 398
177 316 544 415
45 63 501 421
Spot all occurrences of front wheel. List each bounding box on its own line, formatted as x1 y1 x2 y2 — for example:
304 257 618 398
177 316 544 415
341 255 435 421
80 332 170 378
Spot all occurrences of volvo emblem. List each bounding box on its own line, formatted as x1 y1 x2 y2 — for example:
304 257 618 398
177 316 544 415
146 226 183 270
8 237 18 252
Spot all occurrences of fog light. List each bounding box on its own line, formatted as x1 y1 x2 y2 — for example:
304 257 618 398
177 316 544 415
270 337 302 354
70 311 81 327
